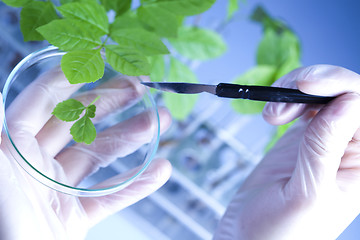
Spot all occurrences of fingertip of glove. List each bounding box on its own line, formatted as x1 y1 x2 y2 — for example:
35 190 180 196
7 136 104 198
154 158 172 176
141 158 172 185
158 107 172 134
262 102 287 125
296 65 360 96
154 158 172 175
328 92 360 119
262 102 306 125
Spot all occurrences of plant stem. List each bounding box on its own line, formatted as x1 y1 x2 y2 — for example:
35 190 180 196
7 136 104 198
90 95 100 106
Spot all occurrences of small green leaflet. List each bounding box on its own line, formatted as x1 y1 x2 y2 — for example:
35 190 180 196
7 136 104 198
37 19 103 51
70 115 97 144
57 1 109 35
231 65 277 114
105 45 150 76
110 28 169 56
163 57 198 120
85 104 96 118
52 97 99 144
137 5 178 38
20 1 59 41
169 26 226 60
61 49 105 84
52 98 86 121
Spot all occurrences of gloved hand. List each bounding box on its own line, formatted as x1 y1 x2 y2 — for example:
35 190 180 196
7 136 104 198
214 65 360 240
0 68 172 240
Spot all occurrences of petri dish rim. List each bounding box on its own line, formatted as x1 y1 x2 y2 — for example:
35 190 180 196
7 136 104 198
2 46 161 197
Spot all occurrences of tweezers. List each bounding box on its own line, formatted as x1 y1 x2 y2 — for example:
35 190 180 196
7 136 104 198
142 82 335 104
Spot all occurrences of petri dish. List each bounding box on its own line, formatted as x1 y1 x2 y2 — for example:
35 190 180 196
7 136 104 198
2 46 160 197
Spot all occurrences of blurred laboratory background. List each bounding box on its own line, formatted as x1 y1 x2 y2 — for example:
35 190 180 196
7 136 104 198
1 0 360 239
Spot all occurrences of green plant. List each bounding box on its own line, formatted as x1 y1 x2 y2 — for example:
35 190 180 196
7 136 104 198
3 0 232 144
2 0 301 150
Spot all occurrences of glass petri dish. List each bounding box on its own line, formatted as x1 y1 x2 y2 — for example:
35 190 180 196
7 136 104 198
2 46 160 197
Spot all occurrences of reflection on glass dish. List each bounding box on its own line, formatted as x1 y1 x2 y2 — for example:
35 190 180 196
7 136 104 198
2 46 160 197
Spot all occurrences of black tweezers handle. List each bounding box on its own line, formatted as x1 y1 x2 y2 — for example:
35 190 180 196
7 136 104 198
216 83 335 104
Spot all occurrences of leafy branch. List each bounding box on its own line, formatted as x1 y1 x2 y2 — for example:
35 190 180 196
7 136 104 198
3 0 228 144
4 0 295 151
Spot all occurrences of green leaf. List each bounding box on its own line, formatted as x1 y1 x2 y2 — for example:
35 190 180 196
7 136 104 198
231 65 277 114
57 2 109 35
275 52 301 80
105 45 150 76
278 30 301 64
70 115 97 144
163 57 198 120
148 55 165 82
110 28 169 56
252 5 301 73
100 0 131 16
20 1 59 41
148 0 216 16
52 99 85 121
256 29 280 66
256 29 301 68
227 0 238 20
61 49 105 84
137 5 178 38
250 5 269 24
37 19 103 51
169 26 226 60
85 104 96 118
1 0 31 7
110 12 142 32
